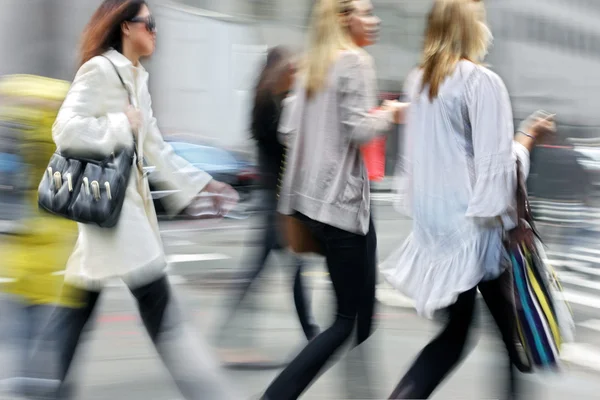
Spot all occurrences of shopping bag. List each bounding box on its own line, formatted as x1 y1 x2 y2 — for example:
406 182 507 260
361 136 386 182
361 106 387 182
506 162 574 370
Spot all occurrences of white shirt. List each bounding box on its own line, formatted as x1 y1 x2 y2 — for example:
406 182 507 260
380 61 530 318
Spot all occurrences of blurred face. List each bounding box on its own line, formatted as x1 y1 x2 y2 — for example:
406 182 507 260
348 0 380 47
280 58 297 93
272 57 297 95
124 4 156 58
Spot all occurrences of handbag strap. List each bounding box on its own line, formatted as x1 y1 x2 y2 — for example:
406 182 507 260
515 161 535 227
101 55 138 157
101 55 134 105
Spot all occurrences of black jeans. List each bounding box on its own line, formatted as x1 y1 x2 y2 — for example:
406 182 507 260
34 276 235 400
263 213 378 400
219 198 319 341
389 270 530 399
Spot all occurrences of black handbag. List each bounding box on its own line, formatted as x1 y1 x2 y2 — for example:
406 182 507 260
38 56 137 228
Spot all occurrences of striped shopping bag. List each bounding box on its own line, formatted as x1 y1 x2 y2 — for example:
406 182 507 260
506 162 574 369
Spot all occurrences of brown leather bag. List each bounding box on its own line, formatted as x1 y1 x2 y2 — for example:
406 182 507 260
276 146 323 255
279 214 324 255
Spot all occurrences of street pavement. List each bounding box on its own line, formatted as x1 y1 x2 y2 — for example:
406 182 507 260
2 198 600 398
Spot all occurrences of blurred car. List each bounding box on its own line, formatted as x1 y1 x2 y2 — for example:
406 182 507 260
150 140 258 217
0 152 25 192
0 122 27 194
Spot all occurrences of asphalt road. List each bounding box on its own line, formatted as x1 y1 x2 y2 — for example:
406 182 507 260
2 198 600 399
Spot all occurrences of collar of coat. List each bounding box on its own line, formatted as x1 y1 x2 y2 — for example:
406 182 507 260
102 48 149 90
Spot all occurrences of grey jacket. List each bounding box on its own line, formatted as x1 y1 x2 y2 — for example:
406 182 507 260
277 50 394 235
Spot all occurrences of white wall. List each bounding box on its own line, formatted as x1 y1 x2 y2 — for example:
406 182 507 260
147 4 266 145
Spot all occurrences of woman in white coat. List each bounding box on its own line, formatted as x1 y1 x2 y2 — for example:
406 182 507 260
36 1 238 399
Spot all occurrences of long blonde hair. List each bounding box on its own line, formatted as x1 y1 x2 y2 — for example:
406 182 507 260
302 0 360 99
420 0 492 100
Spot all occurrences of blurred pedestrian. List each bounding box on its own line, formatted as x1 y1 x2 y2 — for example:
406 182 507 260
261 0 405 398
32 1 238 399
0 75 84 399
216 46 320 367
380 0 555 398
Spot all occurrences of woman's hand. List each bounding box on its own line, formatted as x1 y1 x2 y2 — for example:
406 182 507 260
381 100 410 124
125 106 142 136
184 180 239 218
515 111 556 151
202 180 239 216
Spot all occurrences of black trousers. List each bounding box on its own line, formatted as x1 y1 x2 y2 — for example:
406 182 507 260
389 270 530 399
263 214 378 400
36 276 235 400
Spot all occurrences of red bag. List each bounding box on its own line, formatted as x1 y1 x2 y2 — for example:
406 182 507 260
360 107 386 182
361 137 386 181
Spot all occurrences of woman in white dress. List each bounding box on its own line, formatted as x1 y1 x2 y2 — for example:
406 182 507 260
380 0 555 398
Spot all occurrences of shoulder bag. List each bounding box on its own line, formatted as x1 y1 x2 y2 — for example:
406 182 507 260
37 56 137 228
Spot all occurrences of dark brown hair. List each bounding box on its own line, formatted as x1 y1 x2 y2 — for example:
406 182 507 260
79 0 147 67
251 46 291 140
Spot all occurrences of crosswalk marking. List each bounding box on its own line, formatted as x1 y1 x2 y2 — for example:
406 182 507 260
165 240 195 247
558 252 600 265
579 319 600 333
166 253 230 264
560 343 600 371
563 290 600 309
558 273 600 291
545 259 590 270
553 260 600 277
572 247 600 256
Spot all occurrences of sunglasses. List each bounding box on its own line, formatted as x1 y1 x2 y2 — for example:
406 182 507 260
128 15 156 33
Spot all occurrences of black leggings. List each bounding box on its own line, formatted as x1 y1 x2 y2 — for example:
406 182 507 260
263 214 378 400
389 270 530 399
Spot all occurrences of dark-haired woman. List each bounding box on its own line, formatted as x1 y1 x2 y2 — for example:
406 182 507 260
217 47 319 366
31 1 238 399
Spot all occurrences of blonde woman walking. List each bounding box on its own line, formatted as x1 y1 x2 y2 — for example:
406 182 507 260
261 0 404 398
380 1 555 398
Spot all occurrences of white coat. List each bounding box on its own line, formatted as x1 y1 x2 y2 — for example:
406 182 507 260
53 49 212 290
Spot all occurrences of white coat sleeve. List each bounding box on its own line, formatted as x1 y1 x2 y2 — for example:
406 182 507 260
52 57 133 155
465 70 530 230
142 91 213 216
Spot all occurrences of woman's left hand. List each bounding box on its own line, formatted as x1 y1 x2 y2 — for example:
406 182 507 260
202 180 239 216
183 180 239 218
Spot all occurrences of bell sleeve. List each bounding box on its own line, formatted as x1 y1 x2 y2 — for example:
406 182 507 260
464 70 530 230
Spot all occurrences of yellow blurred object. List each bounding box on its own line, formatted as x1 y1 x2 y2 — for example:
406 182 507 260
0 74 83 307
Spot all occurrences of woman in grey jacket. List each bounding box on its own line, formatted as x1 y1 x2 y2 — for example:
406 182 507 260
262 1 405 398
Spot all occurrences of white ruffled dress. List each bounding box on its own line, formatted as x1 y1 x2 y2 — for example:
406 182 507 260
380 61 531 318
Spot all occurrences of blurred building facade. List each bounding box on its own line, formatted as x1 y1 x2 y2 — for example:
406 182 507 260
1 0 598 137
